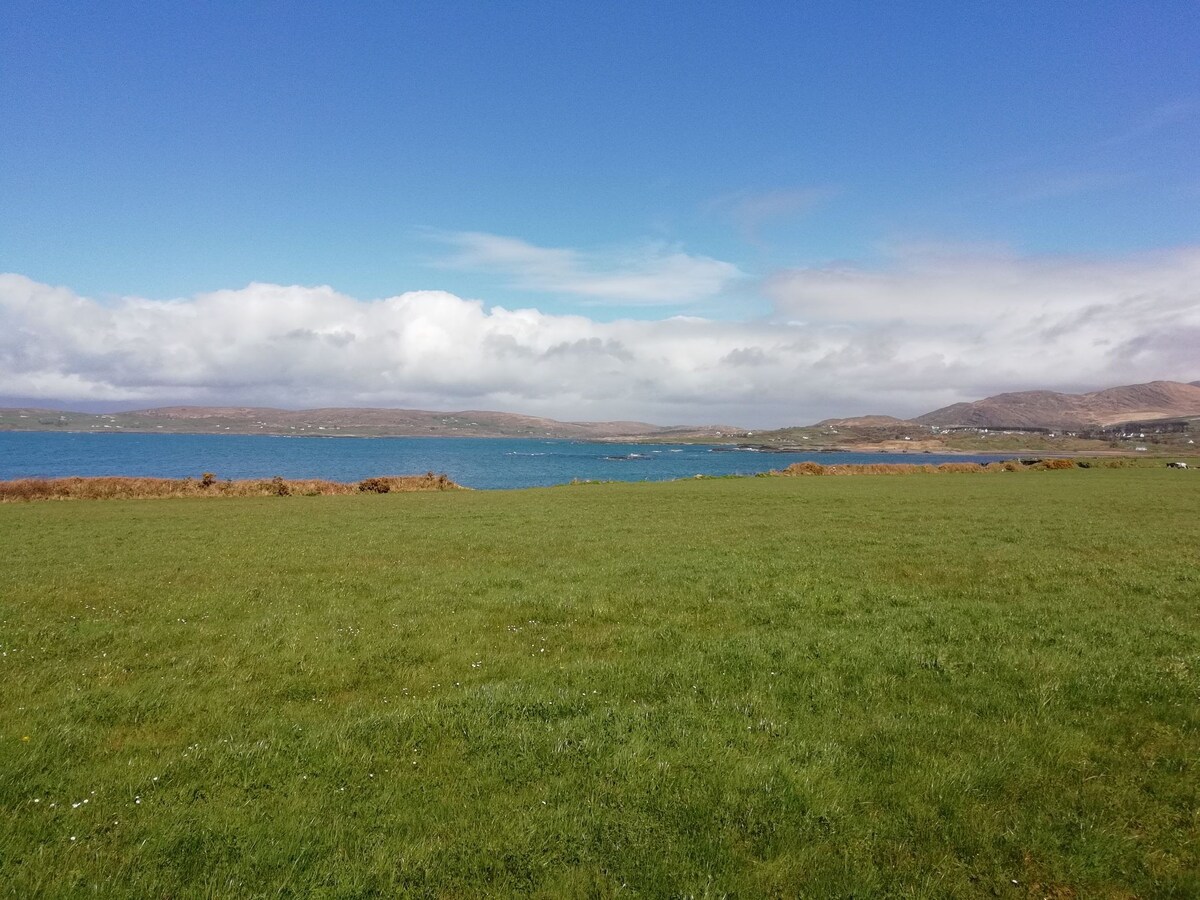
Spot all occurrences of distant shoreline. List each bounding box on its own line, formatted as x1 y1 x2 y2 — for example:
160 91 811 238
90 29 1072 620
0 427 1190 459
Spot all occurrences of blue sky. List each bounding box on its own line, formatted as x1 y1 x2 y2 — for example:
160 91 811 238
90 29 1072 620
2 2 1198 423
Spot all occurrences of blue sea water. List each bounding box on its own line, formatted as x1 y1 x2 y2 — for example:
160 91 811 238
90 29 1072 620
0 432 1010 491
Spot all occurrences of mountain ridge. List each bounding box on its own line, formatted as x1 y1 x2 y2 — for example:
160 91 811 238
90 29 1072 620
3 379 1198 439
914 380 1200 430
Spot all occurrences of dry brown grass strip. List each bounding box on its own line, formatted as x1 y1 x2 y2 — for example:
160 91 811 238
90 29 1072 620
773 459 1078 477
0 473 459 502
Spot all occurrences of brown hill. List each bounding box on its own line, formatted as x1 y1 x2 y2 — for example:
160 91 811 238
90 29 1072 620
916 380 1200 430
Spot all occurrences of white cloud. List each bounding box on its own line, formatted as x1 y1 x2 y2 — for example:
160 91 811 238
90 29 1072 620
1003 170 1134 204
1 246 1197 426
708 187 836 241
1100 98 1199 148
764 244 1200 400
438 232 743 305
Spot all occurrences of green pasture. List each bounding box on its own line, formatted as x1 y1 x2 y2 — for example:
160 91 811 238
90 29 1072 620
1 469 1197 897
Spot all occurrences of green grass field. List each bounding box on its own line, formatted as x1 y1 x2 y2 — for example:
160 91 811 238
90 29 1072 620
1 470 1197 897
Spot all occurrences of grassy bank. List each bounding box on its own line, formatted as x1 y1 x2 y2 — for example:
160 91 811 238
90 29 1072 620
1 470 1197 896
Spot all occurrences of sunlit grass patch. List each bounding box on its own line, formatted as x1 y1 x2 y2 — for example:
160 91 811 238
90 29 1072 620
0 469 1197 896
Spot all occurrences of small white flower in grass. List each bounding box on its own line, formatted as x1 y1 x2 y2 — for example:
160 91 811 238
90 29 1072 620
70 836 76 841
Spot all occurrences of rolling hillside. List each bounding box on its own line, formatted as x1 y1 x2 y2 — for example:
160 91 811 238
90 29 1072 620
0 405 737 440
915 380 1200 430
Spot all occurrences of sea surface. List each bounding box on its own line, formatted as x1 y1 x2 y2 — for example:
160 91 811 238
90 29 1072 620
0 432 1010 490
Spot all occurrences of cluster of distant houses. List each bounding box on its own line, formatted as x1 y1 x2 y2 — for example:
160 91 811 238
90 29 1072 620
934 421 1194 448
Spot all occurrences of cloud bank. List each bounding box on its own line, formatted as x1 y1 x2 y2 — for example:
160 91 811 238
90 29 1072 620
2 245 1197 426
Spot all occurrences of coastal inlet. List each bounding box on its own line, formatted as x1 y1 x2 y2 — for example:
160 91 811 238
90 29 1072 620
0 432 1008 490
